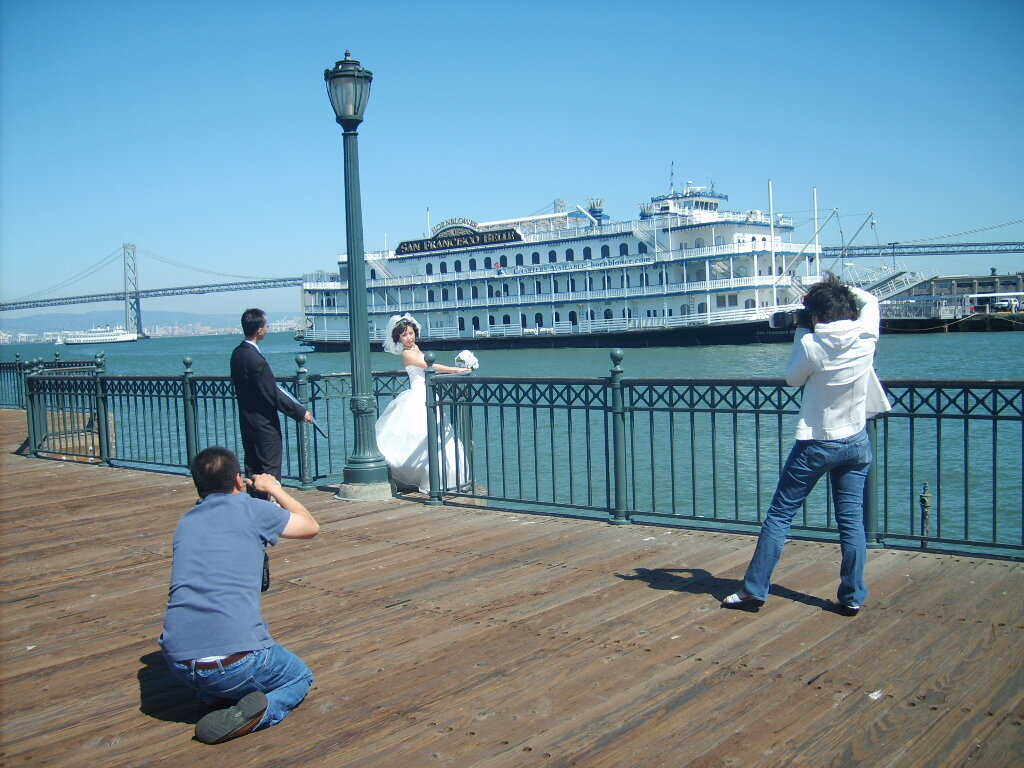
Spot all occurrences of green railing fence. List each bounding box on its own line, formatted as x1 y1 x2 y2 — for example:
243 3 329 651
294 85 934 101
5 349 1022 558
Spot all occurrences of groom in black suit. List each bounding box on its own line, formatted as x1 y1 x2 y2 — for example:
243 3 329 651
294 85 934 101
230 308 313 497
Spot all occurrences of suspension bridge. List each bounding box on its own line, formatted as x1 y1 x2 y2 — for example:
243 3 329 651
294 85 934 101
1 242 1021 337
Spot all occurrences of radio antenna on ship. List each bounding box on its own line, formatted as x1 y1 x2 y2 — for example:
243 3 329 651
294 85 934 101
669 161 675 194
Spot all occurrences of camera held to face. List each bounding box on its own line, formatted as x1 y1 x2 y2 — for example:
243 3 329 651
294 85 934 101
769 308 812 330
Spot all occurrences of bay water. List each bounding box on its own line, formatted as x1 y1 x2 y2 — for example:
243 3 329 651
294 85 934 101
3 330 1022 380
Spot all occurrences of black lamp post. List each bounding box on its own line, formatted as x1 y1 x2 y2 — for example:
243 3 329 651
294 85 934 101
325 52 390 492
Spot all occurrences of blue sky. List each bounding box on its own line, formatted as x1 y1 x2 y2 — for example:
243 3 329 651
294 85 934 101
2 0 1022 318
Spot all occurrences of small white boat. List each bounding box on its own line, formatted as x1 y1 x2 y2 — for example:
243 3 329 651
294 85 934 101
62 325 138 345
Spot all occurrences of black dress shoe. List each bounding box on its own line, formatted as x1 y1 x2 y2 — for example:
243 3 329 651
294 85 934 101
195 691 267 744
721 593 765 611
828 600 861 617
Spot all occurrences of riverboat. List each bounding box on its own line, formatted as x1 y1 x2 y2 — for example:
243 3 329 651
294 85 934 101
60 325 138 345
297 183 825 352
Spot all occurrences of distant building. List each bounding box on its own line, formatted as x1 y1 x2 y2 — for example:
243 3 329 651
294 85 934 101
895 270 1024 299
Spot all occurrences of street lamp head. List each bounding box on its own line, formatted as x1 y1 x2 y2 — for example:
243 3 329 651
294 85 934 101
325 51 373 128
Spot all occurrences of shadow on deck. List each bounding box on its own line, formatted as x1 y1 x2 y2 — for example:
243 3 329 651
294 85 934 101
0 409 1021 767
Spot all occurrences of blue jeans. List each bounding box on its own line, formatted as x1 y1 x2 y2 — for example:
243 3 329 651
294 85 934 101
165 644 313 730
742 429 871 607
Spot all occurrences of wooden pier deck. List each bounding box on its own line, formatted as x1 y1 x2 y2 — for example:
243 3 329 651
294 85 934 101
0 409 1021 768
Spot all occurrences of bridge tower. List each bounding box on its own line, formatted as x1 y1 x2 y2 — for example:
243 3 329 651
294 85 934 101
122 243 146 338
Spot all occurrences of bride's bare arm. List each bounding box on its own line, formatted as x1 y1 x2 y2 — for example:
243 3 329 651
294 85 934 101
401 348 469 374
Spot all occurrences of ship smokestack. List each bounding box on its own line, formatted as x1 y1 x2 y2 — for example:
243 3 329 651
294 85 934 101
638 203 654 220
586 198 605 225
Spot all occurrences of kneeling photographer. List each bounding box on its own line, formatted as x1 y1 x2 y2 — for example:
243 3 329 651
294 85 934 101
722 272 892 615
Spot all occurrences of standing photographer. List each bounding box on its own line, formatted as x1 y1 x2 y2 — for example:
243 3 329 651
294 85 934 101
722 273 891 615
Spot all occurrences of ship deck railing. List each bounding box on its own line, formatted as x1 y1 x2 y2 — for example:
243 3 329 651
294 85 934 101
320 241 822 291
6 351 1022 560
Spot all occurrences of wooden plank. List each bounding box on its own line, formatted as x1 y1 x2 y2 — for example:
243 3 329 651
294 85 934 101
0 408 1021 768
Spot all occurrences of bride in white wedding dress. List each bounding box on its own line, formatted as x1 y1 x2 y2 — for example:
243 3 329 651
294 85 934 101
374 314 471 492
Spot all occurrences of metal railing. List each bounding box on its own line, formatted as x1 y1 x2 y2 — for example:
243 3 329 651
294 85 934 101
425 352 1023 558
11 350 1022 559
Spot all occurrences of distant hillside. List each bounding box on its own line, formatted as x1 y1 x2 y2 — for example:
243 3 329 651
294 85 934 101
0 310 293 336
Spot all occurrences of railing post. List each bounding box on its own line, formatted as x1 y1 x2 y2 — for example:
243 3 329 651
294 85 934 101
295 355 316 489
424 352 442 506
25 358 41 456
93 352 111 466
918 481 931 550
182 356 199 466
15 353 28 409
609 348 630 525
863 418 882 548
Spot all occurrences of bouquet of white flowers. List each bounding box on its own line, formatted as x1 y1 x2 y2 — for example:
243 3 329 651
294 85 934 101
455 350 479 370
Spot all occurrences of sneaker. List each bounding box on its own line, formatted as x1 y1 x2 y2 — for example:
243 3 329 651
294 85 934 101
195 691 268 744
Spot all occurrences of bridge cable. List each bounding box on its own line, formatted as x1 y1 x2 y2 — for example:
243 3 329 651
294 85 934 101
8 246 123 302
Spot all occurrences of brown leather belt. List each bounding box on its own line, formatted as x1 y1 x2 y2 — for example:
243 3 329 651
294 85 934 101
189 651 252 670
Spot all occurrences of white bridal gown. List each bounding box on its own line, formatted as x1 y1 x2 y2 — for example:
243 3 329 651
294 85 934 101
375 365 466 492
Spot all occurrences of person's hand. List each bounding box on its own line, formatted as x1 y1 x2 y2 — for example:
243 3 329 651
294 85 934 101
251 473 282 494
303 411 314 422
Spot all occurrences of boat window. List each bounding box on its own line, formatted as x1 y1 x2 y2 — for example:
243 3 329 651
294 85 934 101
568 277 576 292
638 243 647 254
694 238 705 248
698 302 707 313
502 314 511 325
532 252 540 264
488 285 495 298
469 259 477 270
715 236 724 246
472 286 479 299
553 280 560 292
515 253 524 266
442 288 449 300
440 262 448 274
745 299 756 309
489 315 495 326
484 257 492 269
454 260 462 272
680 306 688 316
472 316 480 330
548 250 557 263
520 314 527 328
583 247 592 260
426 263 433 275
369 269 376 280
553 312 560 322
500 255 508 267
534 313 544 326
535 280 543 294
601 245 610 258
458 318 465 331
604 309 613 319
569 311 578 325
619 243 629 256
623 308 632 318
457 286 464 300
566 248 574 261
428 289 435 301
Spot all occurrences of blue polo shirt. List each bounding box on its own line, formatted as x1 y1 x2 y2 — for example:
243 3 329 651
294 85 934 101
159 492 289 661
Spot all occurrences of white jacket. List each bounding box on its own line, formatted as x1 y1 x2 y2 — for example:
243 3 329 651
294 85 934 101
785 286 892 440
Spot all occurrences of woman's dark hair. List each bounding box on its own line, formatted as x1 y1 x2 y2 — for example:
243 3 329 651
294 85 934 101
803 273 859 324
190 446 241 498
391 319 418 343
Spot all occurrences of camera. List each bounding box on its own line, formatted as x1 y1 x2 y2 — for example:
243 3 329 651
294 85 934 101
769 308 812 330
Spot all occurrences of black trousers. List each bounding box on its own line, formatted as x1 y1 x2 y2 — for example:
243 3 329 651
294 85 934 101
241 433 282 501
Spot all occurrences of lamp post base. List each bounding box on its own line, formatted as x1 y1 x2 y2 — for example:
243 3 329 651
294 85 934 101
333 480 393 501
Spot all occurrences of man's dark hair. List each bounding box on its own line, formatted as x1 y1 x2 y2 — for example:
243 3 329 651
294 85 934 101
391 319 419 343
241 308 267 338
803 273 859 325
190 446 241 498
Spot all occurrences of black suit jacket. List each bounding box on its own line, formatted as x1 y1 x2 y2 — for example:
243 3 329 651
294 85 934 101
229 340 306 445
